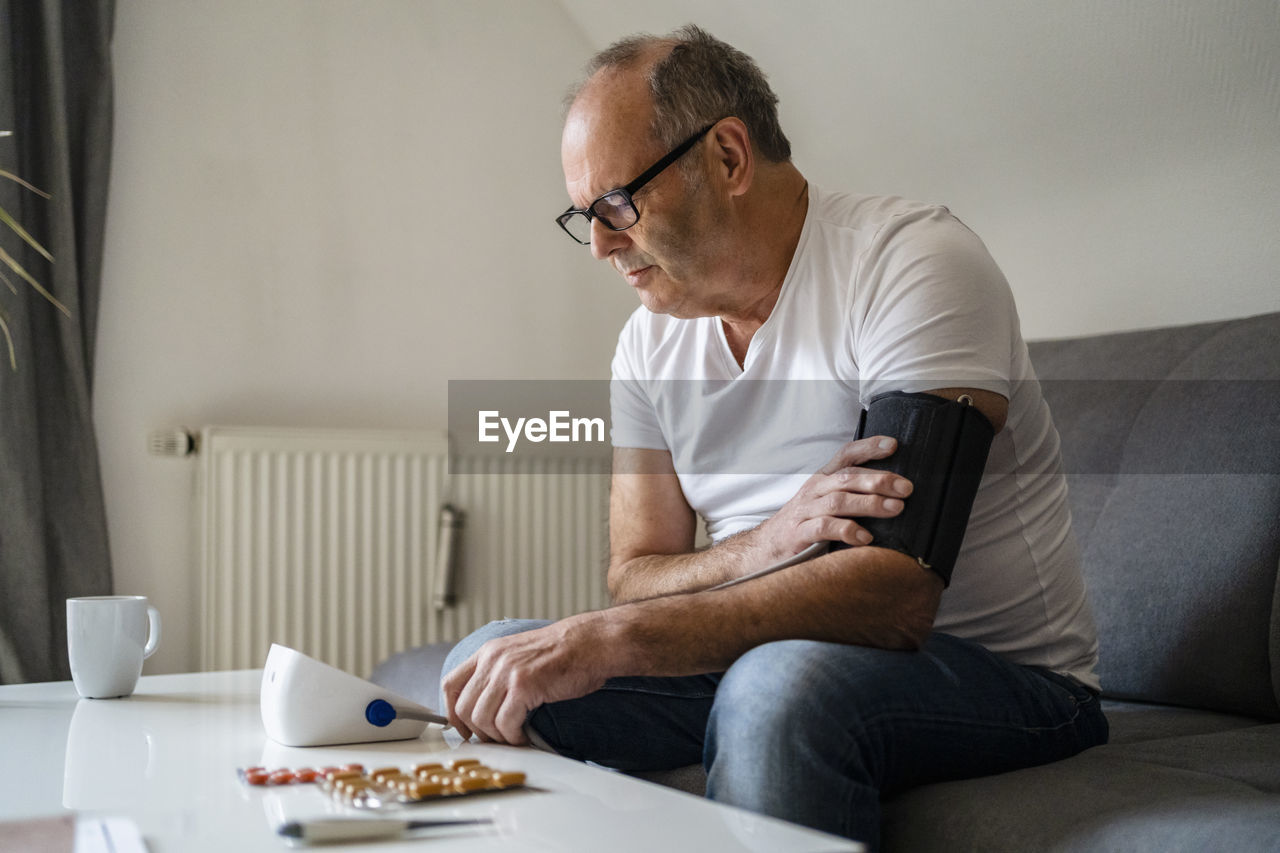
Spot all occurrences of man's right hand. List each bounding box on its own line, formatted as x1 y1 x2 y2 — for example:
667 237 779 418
752 435 912 564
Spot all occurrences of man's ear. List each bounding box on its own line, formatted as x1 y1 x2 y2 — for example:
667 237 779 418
710 117 754 198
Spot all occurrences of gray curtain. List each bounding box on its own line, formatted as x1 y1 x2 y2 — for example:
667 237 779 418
0 0 114 683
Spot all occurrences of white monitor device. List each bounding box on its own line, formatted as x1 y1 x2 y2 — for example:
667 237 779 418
261 643 448 747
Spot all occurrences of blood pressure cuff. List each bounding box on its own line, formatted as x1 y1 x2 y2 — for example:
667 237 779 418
849 391 995 586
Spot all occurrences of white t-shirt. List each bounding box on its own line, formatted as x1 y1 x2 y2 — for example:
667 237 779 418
610 186 1100 688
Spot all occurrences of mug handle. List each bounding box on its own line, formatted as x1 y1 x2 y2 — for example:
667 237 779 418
143 605 162 660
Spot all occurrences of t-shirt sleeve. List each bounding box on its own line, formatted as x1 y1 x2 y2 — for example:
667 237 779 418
851 206 1018 403
609 312 669 451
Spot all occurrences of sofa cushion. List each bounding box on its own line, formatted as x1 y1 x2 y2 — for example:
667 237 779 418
1028 312 1280 717
1102 699 1270 745
369 640 451 710
881 723 1280 852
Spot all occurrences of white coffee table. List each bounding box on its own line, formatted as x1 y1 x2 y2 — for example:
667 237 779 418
0 670 863 852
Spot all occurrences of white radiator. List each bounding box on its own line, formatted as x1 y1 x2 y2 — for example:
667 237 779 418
197 427 611 676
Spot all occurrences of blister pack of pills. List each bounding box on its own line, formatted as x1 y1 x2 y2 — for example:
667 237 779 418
237 759 527 809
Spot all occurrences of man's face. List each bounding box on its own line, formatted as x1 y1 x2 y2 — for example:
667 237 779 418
561 80 724 319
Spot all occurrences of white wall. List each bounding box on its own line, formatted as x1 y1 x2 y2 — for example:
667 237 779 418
95 0 630 674
96 0 1280 674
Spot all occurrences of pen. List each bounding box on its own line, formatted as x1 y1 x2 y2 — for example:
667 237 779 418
277 817 492 844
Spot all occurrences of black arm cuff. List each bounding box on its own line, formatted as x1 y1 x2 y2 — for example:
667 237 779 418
848 391 995 586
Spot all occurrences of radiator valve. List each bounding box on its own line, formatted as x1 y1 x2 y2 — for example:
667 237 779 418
147 428 199 457
434 504 465 609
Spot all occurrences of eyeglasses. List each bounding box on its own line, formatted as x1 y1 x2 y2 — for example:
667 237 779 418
556 123 717 245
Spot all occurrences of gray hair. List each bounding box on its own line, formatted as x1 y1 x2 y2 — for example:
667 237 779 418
568 24 792 164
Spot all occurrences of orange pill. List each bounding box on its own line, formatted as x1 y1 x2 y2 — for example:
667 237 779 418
294 768 319 783
341 763 365 773
244 770 270 786
268 770 296 785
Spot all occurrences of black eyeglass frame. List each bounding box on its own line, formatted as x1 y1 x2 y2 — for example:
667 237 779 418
555 122 718 245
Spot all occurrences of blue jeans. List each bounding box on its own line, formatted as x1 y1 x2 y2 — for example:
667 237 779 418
443 620 1108 851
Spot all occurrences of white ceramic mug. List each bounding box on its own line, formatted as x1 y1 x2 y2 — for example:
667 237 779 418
66 596 162 699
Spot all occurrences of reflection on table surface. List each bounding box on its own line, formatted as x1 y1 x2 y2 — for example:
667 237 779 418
0 669 863 852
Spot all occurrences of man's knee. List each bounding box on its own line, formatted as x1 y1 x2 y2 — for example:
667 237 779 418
705 638 920 793
710 641 812 740
705 640 898 842
710 639 905 741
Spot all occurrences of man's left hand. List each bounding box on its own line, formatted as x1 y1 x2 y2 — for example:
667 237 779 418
441 616 611 744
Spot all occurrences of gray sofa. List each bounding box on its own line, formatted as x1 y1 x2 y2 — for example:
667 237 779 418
373 311 1280 851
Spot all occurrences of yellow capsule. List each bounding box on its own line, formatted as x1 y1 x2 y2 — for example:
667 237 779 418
448 758 482 770
453 775 489 793
339 781 368 799
492 771 526 788
400 778 426 794
405 780 447 800
412 762 445 776
337 777 372 794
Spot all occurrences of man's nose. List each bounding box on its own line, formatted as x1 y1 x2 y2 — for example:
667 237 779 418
589 218 631 261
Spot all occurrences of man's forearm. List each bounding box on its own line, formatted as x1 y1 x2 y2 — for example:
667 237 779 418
607 435 922 605
608 526 776 603
602 545 943 675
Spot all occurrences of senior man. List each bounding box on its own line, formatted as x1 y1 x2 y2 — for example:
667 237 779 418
442 25 1107 849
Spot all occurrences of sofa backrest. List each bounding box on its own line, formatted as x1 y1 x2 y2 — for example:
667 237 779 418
1028 312 1280 719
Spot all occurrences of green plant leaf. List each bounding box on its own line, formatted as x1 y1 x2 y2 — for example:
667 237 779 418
0 244 69 317
0 306 15 370
0 159 60 371
0 203 53 262
0 168 51 199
